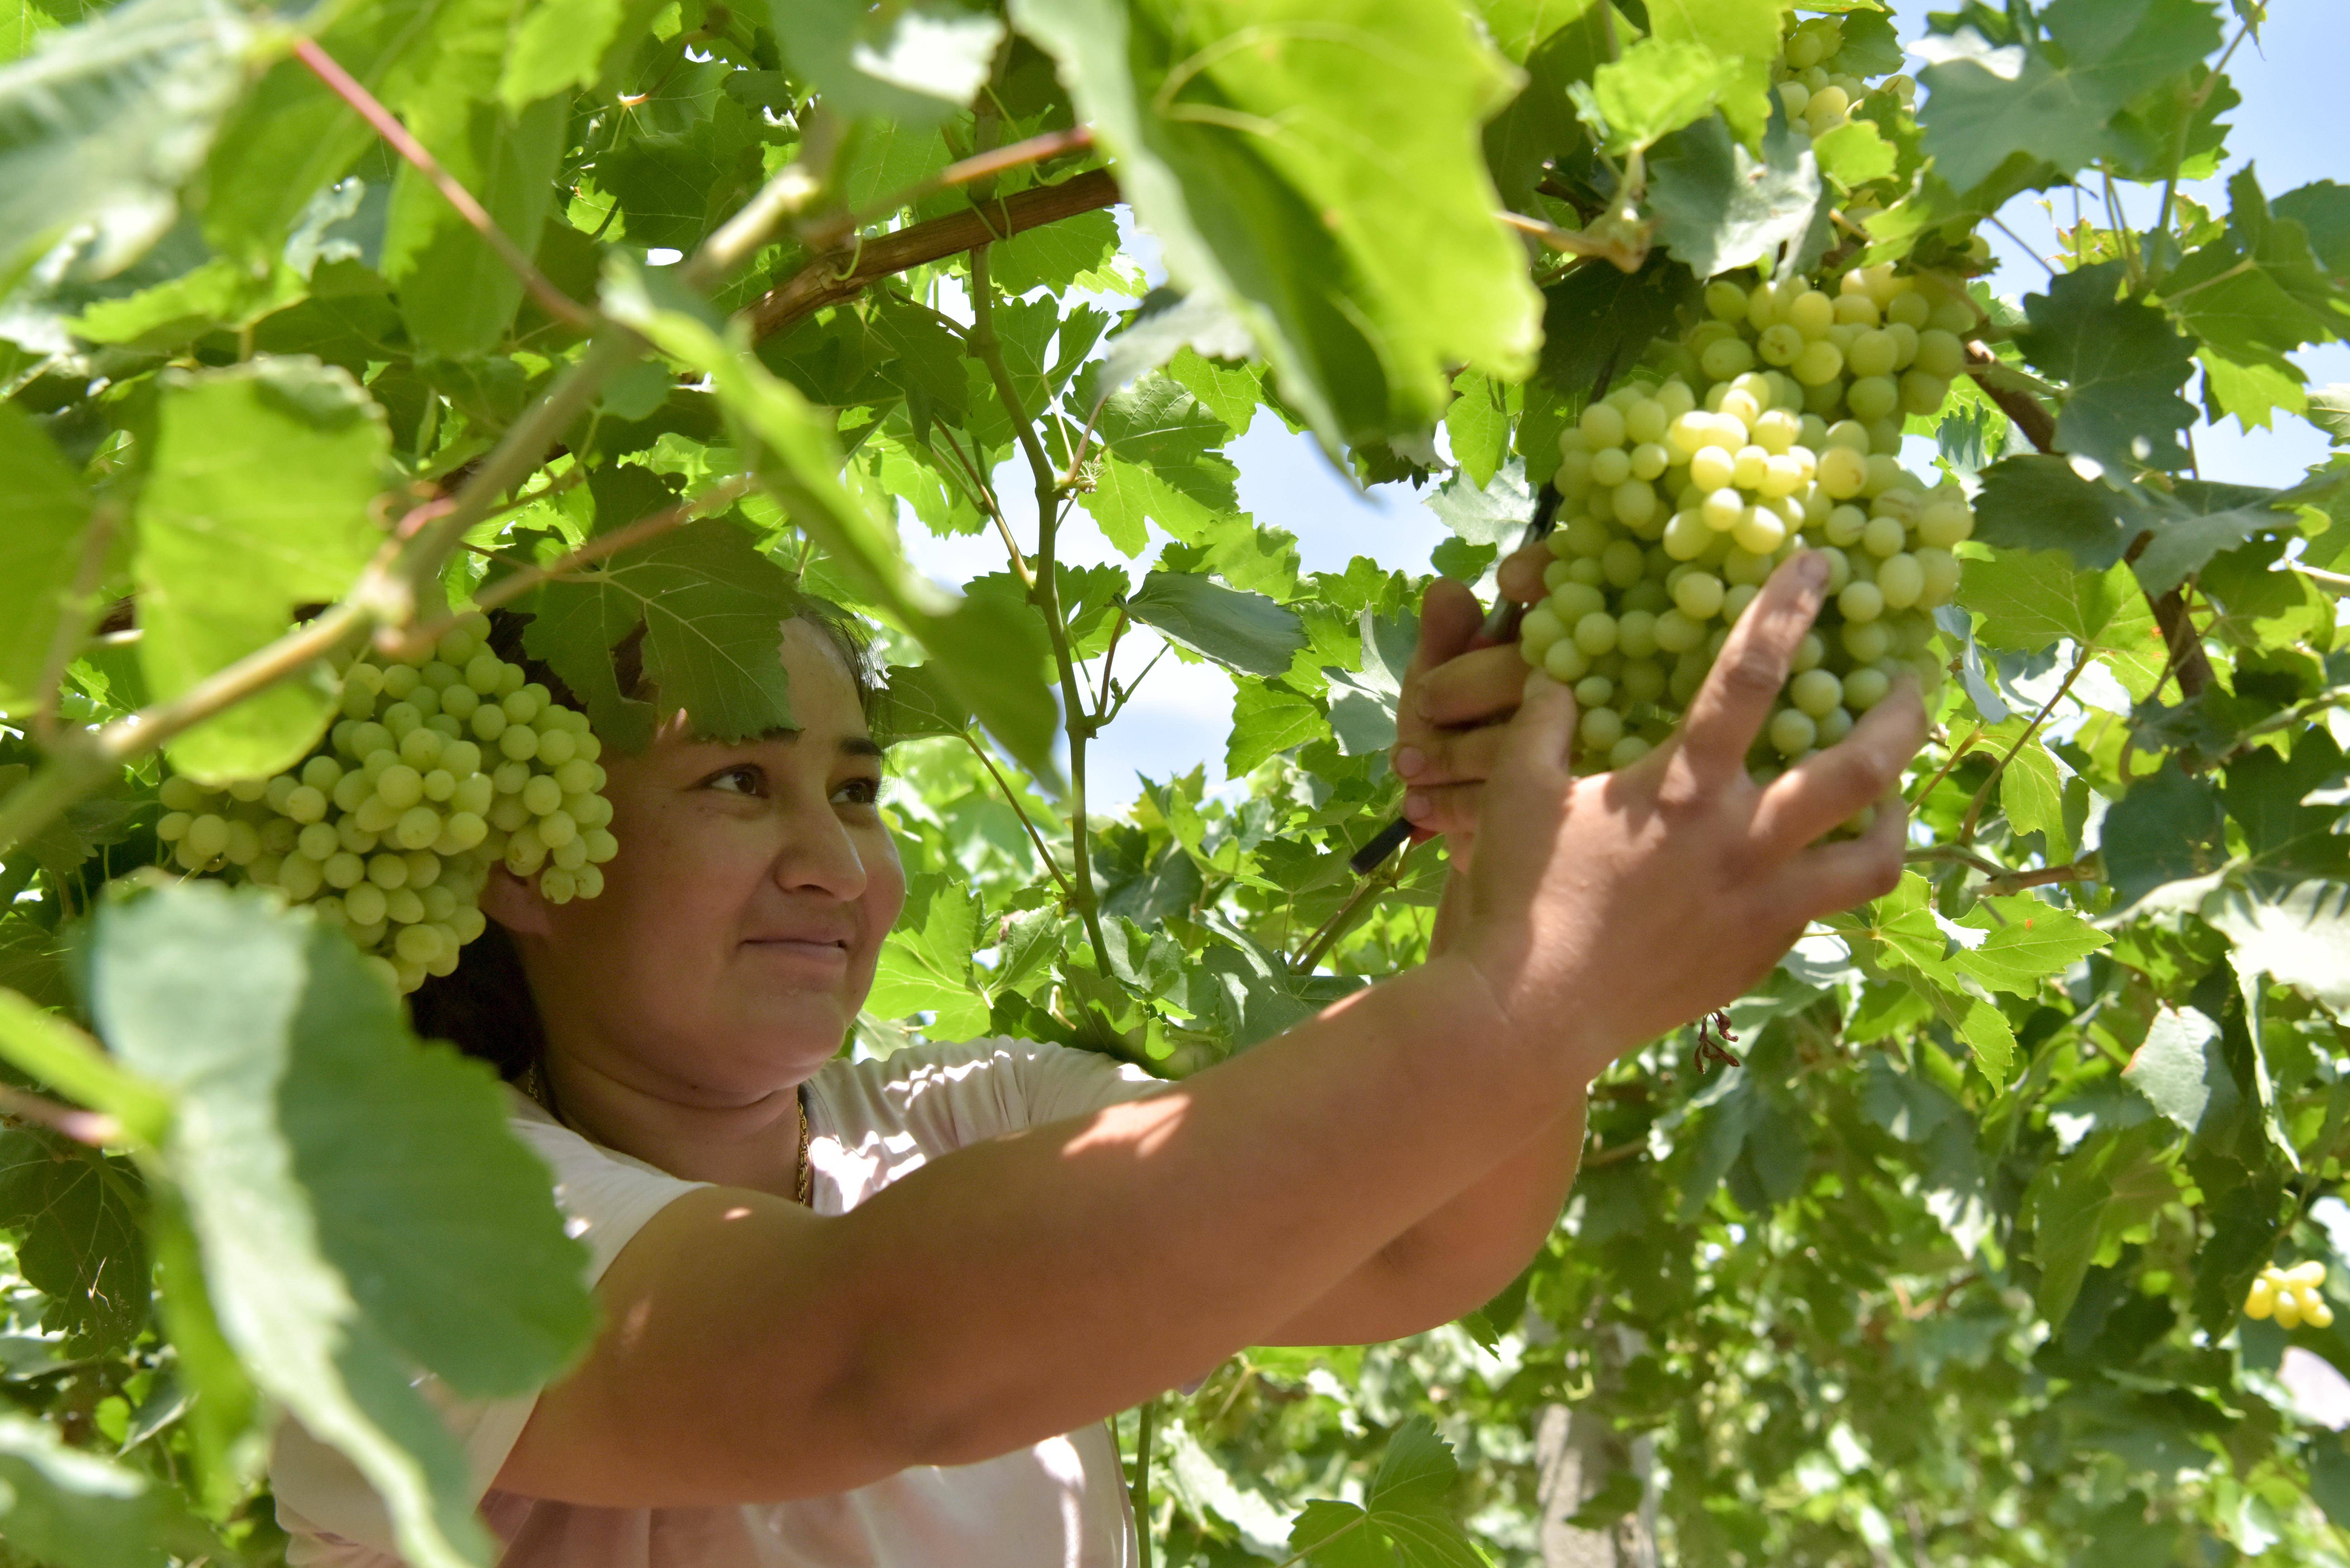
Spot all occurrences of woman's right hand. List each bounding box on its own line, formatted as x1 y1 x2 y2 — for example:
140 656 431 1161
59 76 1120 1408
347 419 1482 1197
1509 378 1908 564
1446 550 1930 1079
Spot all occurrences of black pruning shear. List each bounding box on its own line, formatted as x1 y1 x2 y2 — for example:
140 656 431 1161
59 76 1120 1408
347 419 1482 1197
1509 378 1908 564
1347 480 1565 876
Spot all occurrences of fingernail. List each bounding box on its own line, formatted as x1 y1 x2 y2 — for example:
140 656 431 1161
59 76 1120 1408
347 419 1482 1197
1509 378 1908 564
1404 790 1431 823
1799 550 1829 589
1394 745 1426 780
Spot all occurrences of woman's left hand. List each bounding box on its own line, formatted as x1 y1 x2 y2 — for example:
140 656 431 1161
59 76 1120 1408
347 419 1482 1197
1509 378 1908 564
1389 540 1553 876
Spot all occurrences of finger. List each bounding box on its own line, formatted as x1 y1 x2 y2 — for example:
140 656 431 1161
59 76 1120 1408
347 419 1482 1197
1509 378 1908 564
1405 578 1483 686
1401 780 1484 838
1675 551 1830 790
1748 677 1929 855
1415 643 1534 728
1494 668 1580 782
1775 787 1910 922
1496 542 1551 606
1394 721 1509 791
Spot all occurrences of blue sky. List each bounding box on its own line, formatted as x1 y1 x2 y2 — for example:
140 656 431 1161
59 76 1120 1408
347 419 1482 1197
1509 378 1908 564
903 2 2349 807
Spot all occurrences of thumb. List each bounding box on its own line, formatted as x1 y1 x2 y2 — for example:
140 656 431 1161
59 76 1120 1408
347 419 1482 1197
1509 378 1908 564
1499 668 1580 781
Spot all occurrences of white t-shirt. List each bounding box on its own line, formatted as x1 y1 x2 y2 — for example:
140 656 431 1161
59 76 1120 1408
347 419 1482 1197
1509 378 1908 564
271 1038 1168 1568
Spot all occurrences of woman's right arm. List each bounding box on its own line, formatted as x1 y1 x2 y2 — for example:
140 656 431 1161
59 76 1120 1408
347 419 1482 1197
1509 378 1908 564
495 551 1921 1510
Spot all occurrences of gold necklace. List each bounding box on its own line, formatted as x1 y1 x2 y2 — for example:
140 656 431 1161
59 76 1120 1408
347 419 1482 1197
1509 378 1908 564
522 1062 813 1208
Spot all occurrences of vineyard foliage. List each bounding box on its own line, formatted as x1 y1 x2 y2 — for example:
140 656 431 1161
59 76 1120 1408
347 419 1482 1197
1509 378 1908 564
1 0 2349 1562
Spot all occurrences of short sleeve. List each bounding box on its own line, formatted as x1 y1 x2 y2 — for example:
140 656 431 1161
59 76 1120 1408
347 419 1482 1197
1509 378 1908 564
270 1094 707 1559
1013 1040 1167 1127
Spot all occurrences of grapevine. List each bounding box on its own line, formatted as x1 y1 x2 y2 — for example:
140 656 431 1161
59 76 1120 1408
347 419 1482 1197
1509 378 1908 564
150 614 616 995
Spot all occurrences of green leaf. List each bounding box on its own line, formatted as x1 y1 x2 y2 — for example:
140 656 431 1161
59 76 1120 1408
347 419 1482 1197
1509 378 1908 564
1126 571 1307 679
2200 881 2350 1012
2121 1005 2225 1135
876 662 971 744
0 403 94 718
1095 290 1256 412
1584 36 1741 156
1913 0 2221 194
0 1411 213 1568
2274 179 2350 278
1425 459 1535 553
1969 454 2136 571
524 517 804 746
131 356 391 782
990 206 1122 295
2100 763 2229 911
772 0 1005 127
1226 678 1324 777
1443 373 1509 492
865 873 989 1039
2028 1124 2170 1325
389 95 566 358
0 1131 148 1354
1536 252 1703 408
2001 740 2070 860
0 0 254 292
606 260 1063 782
1009 0 1542 447
498 0 626 110
1951 899 2107 995
2015 260 2199 473
1649 110 1825 280
86 882 597 1568
1812 117 1896 190
1959 547 2133 651
1284 1416 1490 1567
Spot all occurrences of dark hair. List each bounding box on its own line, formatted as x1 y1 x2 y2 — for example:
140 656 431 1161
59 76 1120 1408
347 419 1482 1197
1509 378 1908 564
409 599 878 1079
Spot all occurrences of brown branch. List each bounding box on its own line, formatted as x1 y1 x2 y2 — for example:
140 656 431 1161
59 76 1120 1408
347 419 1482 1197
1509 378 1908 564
750 168 1122 342
803 126 1098 251
294 39 598 333
1580 1139 1645 1170
0 1085 123 1148
1963 344 2213 697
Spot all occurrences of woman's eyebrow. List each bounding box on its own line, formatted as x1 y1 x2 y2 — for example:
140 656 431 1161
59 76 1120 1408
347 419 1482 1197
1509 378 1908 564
744 729 884 762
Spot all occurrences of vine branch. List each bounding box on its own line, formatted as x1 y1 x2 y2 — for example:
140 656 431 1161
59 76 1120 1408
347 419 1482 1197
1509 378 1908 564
969 241 1111 972
1957 642 2093 845
1963 343 2214 697
962 734 1076 900
750 168 1121 342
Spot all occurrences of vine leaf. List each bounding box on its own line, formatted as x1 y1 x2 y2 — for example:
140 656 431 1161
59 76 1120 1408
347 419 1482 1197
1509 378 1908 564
0 1412 215 1568
0 403 94 717
605 259 1063 784
1126 571 1306 678
2027 1124 2173 1325
132 356 391 782
0 1130 149 1354
1912 0 2221 194
0 0 253 292
2015 260 2199 473
387 96 565 359
772 0 1005 128
1647 110 1826 280
1950 898 2108 996
1009 0 1541 449
525 518 801 748
2100 764 2230 914
2201 881 2350 1013
85 882 597 1568
1284 1415 1489 1567
1958 547 2136 651
866 874 989 1039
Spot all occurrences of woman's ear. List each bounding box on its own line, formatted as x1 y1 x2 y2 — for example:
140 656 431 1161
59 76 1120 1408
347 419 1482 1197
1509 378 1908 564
479 864 555 939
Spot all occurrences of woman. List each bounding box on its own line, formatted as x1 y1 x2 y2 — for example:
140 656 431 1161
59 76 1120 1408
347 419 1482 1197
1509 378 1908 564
269 544 1924 1565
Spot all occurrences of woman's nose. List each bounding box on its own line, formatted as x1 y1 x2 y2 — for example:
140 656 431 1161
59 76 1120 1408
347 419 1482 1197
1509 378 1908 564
770 794 867 900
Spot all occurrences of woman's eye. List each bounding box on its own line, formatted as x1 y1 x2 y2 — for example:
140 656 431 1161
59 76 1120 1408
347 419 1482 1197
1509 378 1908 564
707 765 764 795
833 777 882 807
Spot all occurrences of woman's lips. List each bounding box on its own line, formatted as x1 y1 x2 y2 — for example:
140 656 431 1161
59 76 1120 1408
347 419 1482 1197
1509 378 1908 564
743 937 852 965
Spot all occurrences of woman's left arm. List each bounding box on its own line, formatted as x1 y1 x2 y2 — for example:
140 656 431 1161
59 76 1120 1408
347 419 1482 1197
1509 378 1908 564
1261 552 1593 1346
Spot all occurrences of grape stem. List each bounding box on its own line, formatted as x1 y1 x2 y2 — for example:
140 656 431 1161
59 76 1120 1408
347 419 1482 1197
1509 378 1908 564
961 734 1077 902
293 38 600 334
1955 642 2093 847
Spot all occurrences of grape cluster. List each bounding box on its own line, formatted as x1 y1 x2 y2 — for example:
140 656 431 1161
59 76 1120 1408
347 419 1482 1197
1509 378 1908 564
2246 1261 2334 1330
153 614 618 995
1772 16 1915 146
1522 262 1977 784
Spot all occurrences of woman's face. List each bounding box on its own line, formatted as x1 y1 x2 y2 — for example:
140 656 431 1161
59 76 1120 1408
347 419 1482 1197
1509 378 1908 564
496 619 906 1098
